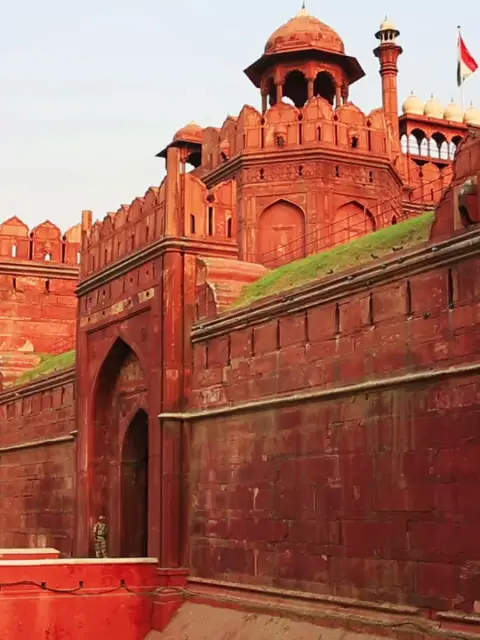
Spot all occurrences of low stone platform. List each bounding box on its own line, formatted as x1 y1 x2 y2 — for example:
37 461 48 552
147 603 388 639
0 556 158 639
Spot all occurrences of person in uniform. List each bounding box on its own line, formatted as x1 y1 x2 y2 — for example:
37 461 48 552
92 515 108 558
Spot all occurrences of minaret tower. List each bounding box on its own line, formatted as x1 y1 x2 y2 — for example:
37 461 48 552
374 18 402 139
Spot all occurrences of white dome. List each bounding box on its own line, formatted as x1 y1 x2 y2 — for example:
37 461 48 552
444 101 464 123
424 96 444 119
402 92 424 115
464 105 480 126
379 17 397 31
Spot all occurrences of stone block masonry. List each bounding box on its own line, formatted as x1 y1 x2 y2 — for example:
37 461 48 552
0 368 76 556
184 228 480 614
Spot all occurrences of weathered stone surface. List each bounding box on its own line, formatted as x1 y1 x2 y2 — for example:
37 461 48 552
148 603 400 640
0 373 76 555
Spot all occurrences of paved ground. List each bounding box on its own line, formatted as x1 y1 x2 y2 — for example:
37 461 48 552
146 603 389 640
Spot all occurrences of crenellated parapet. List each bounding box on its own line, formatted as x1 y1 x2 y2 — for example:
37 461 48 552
201 98 392 174
80 171 238 280
80 184 166 279
0 217 81 266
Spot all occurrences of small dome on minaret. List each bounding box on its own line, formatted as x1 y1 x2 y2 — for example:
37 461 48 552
402 92 425 115
375 16 400 43
444 100 464 122
424 95 444 119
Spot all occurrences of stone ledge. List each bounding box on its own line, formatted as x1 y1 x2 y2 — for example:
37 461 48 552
191 226 480 342
0 557 158 566
159 359 480 421
0 432 77 454
0 366 75 403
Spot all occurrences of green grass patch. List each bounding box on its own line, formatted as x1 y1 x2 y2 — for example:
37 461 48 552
232 212 435 309
15 349 76 385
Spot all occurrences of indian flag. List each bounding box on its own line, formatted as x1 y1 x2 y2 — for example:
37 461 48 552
457 31 478 86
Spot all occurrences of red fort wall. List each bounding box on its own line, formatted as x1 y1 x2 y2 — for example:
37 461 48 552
0 217 80 386
0 369 76 556
184 218 480 612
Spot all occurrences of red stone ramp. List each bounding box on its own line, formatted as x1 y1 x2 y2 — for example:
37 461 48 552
146 603 387 639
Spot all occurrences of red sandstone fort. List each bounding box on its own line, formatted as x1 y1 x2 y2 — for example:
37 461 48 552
1 9 480 639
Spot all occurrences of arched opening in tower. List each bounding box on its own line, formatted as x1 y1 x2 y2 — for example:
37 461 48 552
283 70 308 108
121 409 149 558
91 338 149 558
313 71 336 105
186 150 202 169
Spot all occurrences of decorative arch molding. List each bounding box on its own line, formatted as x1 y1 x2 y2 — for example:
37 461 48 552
119 402 149 455
90 331 146 392
258 196 306 218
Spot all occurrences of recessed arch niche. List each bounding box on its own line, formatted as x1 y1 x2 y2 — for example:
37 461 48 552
257 200 306 268
330 201 376 247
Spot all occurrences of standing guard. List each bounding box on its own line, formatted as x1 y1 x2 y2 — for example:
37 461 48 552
92 515 108 558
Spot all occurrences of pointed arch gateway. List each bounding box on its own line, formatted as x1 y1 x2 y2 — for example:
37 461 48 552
91 337 149 557
258 199 306 268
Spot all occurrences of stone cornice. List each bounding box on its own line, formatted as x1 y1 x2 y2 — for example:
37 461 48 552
0 432 78 455
77 237 238 297
0 367 76 404
0 260 79 280
159 360 480 422
202 146 404 189
191 228 480 342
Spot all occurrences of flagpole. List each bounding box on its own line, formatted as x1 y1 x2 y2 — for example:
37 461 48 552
458 25 465 109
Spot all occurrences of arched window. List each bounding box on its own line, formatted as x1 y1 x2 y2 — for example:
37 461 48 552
313 71 336 105
226 217 232 238
11 244 17 258
411 129 427 156
283 70 308 108
407 134 418 154
431 132 447 159
45 252 52 261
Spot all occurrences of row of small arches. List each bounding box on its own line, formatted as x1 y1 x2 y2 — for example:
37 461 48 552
264 69 339 109
400 131 463 160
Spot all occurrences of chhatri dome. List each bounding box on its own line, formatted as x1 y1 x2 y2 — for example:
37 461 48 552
424 95 444 119
464 104 480 126
402 92 425 115
444 100 464 123
264 5 345 55
173 122 203 144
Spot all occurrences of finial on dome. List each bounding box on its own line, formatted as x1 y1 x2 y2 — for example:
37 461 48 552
296 1 310 17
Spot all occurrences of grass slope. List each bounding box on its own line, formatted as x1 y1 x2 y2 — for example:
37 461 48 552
232 212 434 309
15 349 76 385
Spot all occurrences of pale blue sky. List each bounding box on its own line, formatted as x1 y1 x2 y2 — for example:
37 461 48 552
1 0 479 231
